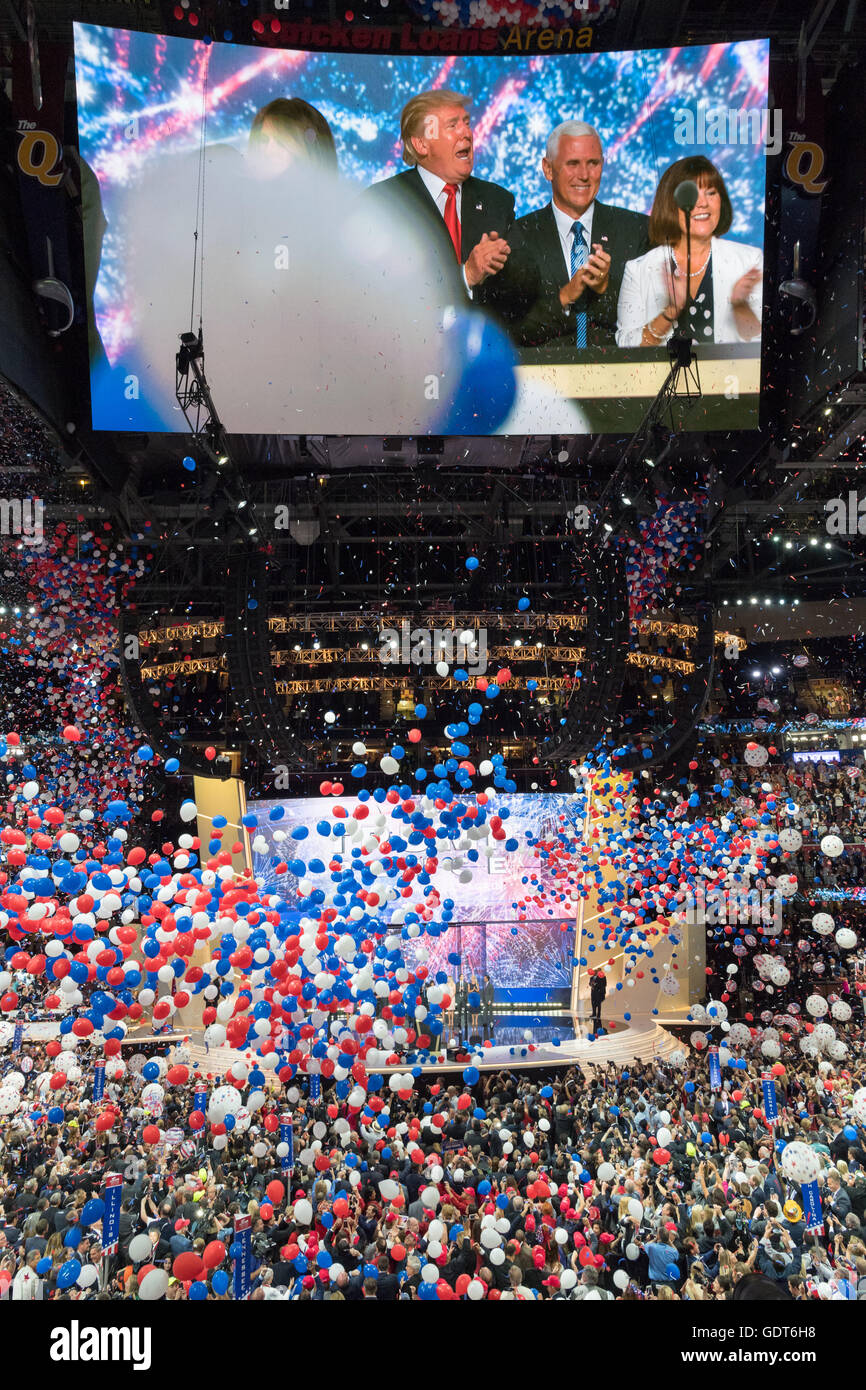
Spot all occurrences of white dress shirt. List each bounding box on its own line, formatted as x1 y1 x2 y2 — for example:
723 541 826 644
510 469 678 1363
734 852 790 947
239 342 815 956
416 164 472 297
550 198 596 279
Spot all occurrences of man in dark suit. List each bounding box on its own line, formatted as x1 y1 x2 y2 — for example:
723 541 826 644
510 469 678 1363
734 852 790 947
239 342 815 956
455 977 468 1041
589 970 607 1032
481 973 495 1039
365 89 514 307
711 1090 735 1135
488 121 649 350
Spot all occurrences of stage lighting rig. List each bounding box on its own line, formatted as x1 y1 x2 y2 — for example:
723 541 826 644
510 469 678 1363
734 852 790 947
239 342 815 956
174 327 259 542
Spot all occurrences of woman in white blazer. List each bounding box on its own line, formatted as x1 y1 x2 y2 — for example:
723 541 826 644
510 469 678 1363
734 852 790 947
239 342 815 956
616 155 762 348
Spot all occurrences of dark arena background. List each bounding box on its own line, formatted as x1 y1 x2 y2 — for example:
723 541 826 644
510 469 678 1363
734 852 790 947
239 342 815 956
0 0 865 1355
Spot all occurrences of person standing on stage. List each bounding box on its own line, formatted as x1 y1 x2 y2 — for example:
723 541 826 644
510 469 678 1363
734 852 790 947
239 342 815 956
455 976 468 1041
590 970 607 1033
445 975 457 1039
482 973 495 1040
468 976 482 1038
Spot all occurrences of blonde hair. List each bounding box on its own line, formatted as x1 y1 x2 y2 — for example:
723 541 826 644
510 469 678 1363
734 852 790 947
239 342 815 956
400 90 470 166
689 1205 706 1232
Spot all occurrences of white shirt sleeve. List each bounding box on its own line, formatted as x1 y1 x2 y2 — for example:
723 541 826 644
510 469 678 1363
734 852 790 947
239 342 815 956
616 255 672 348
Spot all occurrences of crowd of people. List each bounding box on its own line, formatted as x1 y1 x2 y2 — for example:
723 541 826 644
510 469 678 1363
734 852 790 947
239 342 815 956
2 1037 864 1303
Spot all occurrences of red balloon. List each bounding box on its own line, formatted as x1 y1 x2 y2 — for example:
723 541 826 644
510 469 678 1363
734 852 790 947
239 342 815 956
173 1252 205 1282
202 1240 226 1270
266 1181 285 1206
142 1125 160 1145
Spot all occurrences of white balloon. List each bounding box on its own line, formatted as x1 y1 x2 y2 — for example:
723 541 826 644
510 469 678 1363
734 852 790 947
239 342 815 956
293 1198 313 1226
780 1141 820 1184
128 1234 152 1263
139 1268 169 1301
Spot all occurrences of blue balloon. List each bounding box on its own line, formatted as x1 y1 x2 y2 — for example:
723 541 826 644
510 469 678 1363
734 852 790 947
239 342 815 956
212 1270 230 1295
666 1263 680 1281
37 1257 52 1276
57 1258 82 1290
189 1280 208 1300
437 310 519 433
81 1198 105 1226
462 1066 480 1085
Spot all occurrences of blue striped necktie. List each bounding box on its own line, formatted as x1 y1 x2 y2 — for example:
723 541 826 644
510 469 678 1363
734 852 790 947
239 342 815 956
570 220 588 348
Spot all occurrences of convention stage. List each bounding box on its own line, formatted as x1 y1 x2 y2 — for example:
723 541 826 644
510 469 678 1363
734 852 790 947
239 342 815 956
131 1015 681 1076
3 1014 682 1076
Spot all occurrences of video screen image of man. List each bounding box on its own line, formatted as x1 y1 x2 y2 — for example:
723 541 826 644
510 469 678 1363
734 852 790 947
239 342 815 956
364 89 515 308
487 120 649 350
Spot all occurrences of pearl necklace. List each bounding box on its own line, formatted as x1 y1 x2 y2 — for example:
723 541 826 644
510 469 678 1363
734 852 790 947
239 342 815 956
671 249 711 279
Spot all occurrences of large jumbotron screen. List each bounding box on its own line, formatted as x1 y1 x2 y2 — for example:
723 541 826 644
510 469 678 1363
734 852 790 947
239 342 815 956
73 27 768 435
249 793 577 995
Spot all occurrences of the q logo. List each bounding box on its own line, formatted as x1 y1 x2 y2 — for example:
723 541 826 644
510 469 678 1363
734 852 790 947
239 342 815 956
17 128 63 186
784 141 827 195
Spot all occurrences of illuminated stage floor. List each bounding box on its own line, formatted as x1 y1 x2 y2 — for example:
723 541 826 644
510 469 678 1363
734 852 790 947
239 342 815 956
167 1016 680 1077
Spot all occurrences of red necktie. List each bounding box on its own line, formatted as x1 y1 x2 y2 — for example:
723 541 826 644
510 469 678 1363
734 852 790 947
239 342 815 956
443 183 461 262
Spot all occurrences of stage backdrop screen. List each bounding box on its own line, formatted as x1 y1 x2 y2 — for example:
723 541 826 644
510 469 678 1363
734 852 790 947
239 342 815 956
73 26 769 435
249 793 577 994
